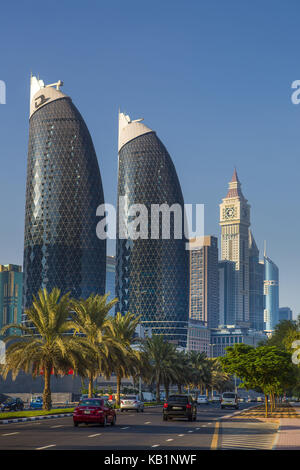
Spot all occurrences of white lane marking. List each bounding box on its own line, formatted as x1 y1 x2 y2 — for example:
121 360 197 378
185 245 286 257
50 425 64 428
88 433 102 438
152 444 160 448
2 432 20 436
36 444 56 450
121 426 129 430
166 438 173 442
202 425 207 427
178 434 184 437
188 430 194 433
144 421 151 424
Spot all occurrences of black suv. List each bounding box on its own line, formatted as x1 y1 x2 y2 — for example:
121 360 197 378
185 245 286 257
163 395 197 422
0 398 24 412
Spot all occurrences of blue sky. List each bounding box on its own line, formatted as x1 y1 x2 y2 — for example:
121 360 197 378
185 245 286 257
0 0 299 316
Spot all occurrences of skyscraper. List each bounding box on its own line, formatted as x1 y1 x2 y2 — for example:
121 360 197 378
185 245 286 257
115 112 189 346
219 169 250 327
263 251 279 331
218 260 236 326
23 76 106 312
279 307 293 322
189 236 219 328
0 265 23 337
106 255 116 307
248 230 264 331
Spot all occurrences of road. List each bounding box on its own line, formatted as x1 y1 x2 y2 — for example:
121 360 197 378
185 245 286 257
0 403 277 450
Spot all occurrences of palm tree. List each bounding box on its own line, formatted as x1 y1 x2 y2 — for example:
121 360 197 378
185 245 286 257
209 358 233 394
69 294 119 397
105 312 142 406
187 351 211 395
173 350 193 394
142 335 179 403
0 288 85 410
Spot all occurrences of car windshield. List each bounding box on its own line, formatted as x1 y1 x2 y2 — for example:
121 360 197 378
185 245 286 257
80 399 103 407
199 395 207 398
125 396 137 400
168 396 188 404
223 393 236 398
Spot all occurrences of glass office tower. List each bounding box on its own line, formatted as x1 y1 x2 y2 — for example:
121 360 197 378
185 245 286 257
23 76 106 313
263 254 279 331
116 112 189 346
0 265 23 337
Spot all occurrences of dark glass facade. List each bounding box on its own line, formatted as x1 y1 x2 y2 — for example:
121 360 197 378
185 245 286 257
23 91 106 312
248 232 264 331
116 129 189 347
264 255 279 331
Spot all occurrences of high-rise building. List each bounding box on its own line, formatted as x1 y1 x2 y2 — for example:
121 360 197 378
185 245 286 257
0 265 23 337
189 236 219 328
115 112 189 347
218 260 236 326
263 251 279 331
187 319 210 356
279 307 293 322
210 325 267 357
106 256 116 307
248 230 264 331
219 169 250 327
23 76 106 313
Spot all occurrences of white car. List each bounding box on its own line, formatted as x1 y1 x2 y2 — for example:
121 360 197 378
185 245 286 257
221 392 239 409
197 395 208 404
120 395 144 412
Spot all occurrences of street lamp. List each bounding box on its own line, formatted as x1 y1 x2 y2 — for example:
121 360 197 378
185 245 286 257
133 288 147 401
209 343 217 399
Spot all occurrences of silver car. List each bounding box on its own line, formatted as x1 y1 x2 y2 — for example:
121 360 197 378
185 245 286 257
120 395 144 412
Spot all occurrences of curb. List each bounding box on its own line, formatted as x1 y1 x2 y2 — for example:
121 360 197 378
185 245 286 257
272 421 281 450
0 413 73 425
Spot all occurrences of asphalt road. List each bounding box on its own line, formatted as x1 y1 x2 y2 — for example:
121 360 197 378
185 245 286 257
0 403 259 450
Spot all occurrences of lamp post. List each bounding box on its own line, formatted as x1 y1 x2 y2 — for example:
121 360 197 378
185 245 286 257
209 343 217 399
133 287 147 401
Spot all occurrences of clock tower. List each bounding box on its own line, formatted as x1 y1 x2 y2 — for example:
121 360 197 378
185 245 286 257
219 169 250 326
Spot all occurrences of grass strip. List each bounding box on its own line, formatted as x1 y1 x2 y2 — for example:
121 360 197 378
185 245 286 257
0 408 74 420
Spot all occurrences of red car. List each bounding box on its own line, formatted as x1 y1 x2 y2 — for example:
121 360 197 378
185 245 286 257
73 398 116 427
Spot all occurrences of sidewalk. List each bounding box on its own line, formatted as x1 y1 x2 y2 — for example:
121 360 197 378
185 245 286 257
273 403 300 450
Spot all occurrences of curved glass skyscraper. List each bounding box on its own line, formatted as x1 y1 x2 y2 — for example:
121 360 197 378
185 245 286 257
23 76 106 311
116 112 189 346
263 253 279 331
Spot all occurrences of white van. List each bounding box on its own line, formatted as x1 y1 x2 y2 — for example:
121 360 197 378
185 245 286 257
221 392 239 409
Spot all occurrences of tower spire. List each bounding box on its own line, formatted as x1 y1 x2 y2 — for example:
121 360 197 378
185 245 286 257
226 167 244 199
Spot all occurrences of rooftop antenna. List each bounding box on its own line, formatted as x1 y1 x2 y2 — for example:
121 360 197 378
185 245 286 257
45 80 64 90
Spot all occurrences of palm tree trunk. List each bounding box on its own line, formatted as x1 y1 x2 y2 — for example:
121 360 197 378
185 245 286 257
265 394 268 418
178 383 182 394
165 382 169 401
88 371 94 398
156 381 160 404
43 365 52 411
116 373 121 406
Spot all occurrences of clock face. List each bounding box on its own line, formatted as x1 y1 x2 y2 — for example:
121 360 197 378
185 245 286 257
224 207 235 219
